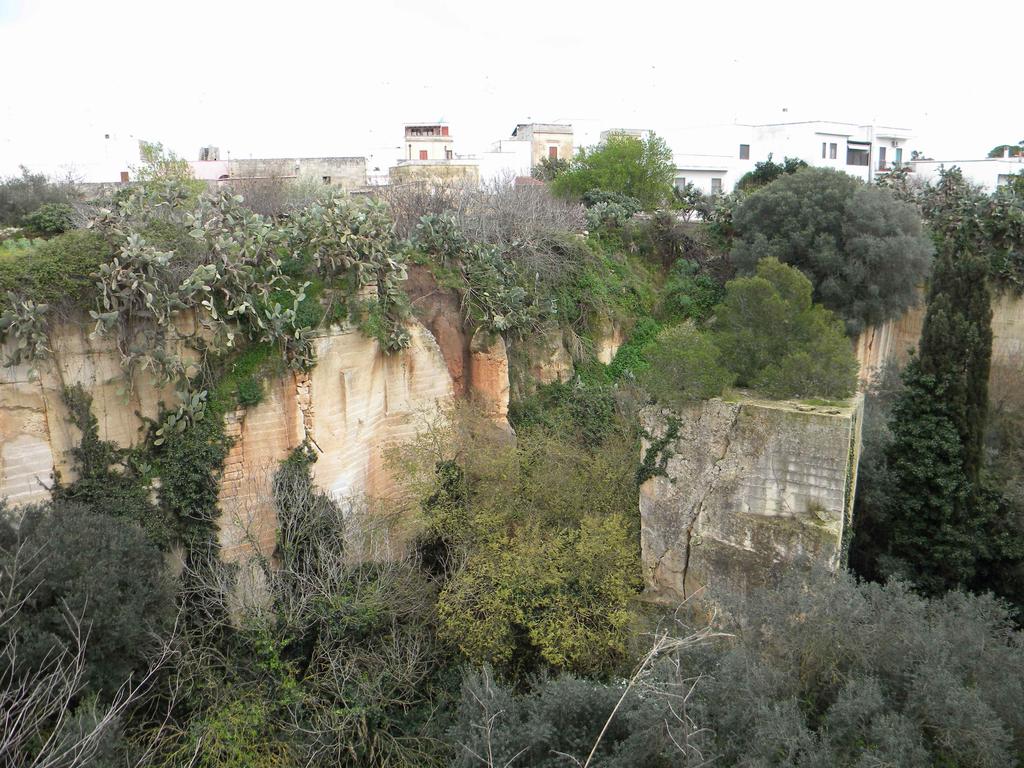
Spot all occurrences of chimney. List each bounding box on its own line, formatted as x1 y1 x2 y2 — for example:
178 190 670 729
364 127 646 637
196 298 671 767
1005 146 1011 158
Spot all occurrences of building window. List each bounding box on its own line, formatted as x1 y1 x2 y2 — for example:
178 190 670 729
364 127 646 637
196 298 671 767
322 176 331 184
548 145 559 160
711 178 723 195
846 147 869 166
445 149 453 160
739 144 750 160
675 176 687 189
878 146 887 171
822 142 827 159
419 150 428 160
894 147 903 166
829 143 837 159
119 171 130 183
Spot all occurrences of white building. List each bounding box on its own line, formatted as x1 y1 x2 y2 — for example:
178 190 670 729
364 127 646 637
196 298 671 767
910 155 1024 191
402 123 455 161
670 120 916 195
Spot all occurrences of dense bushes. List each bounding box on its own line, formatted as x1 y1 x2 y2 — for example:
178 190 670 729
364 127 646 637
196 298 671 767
411 407 641 680
0 229 113 309
639 323 734 405
21 202 77 235
731 167 933 333
0 500 174 697
0 166 78 226
639 258 858 403
551 133 676 210
449 570 1024 768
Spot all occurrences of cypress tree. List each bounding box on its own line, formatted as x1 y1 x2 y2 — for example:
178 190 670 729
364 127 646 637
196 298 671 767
882 242 993 593
915 243 993 484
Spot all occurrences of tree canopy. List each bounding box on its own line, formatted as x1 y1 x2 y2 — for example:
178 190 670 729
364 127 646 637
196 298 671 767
550 132 676 210
731 167 934 334
735 154 808 191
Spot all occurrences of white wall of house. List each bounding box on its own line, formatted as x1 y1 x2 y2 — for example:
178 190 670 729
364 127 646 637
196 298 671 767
670 120 917 194
911 157 1024 191
477 139 532 184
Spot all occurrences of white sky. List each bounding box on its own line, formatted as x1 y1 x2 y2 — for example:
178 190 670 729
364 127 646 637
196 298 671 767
0 0 1020 179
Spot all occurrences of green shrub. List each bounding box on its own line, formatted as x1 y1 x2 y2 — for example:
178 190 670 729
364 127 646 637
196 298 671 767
0 229 113 308
22 202 76 235
639 323 734 406
449 570 1024 768
702 570 1024 767
508 380 617 447
0 500 174 697
731 167 933 333
53 385 176 548
419 418 641 680
713 257 858 399
0 166 77 226
604 316 662 381
551 133 676 210
658 258 725 323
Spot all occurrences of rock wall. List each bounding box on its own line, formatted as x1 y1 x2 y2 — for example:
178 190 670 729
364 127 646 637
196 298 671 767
0 314 455 562
856 292 1024 393
639 395 863 603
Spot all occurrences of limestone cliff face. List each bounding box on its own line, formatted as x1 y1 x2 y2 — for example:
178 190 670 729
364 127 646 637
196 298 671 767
0 314 455 562
639 395 863 603
0 314 201 506
856 291 1024 394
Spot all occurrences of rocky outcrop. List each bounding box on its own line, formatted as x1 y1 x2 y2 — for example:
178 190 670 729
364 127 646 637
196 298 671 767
856 291 1024 399
468 328 510 425
639 394 863 603
0 313 455 562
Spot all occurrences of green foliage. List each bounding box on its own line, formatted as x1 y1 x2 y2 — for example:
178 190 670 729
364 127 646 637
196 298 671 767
636 415 680 485
731 167 934 333
450 664 701 768
0 229 113 308
603 316 662 381
988 142 1023 158
53 385 177 548
437 512 637 678
702 570 1024 767
0 500 174 696
134 140 207 200
149 388 230 558
419 417 641 680
872 244 1024 598
508 379 617 447
531 155 569 182
658 258 725 323
410 213 530 333
22 201 76 235
904 166 1024 291
552 133 676 210
155 446 455 768
712 258 858 399
452 571 1024 767
0 236 44 259
735 153 808 191
639 323 734 406
0 166 78 226
622 211 704 268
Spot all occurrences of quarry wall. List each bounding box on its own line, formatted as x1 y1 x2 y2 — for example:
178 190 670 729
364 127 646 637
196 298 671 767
0 313 455 561
856 291 1024 395
639 395 863 602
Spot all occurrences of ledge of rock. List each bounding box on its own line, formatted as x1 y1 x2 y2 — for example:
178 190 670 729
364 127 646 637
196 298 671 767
639 393 863 603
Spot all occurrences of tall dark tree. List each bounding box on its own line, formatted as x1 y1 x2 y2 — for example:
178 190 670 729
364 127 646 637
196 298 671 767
882 243 993 593
915 244 993 484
